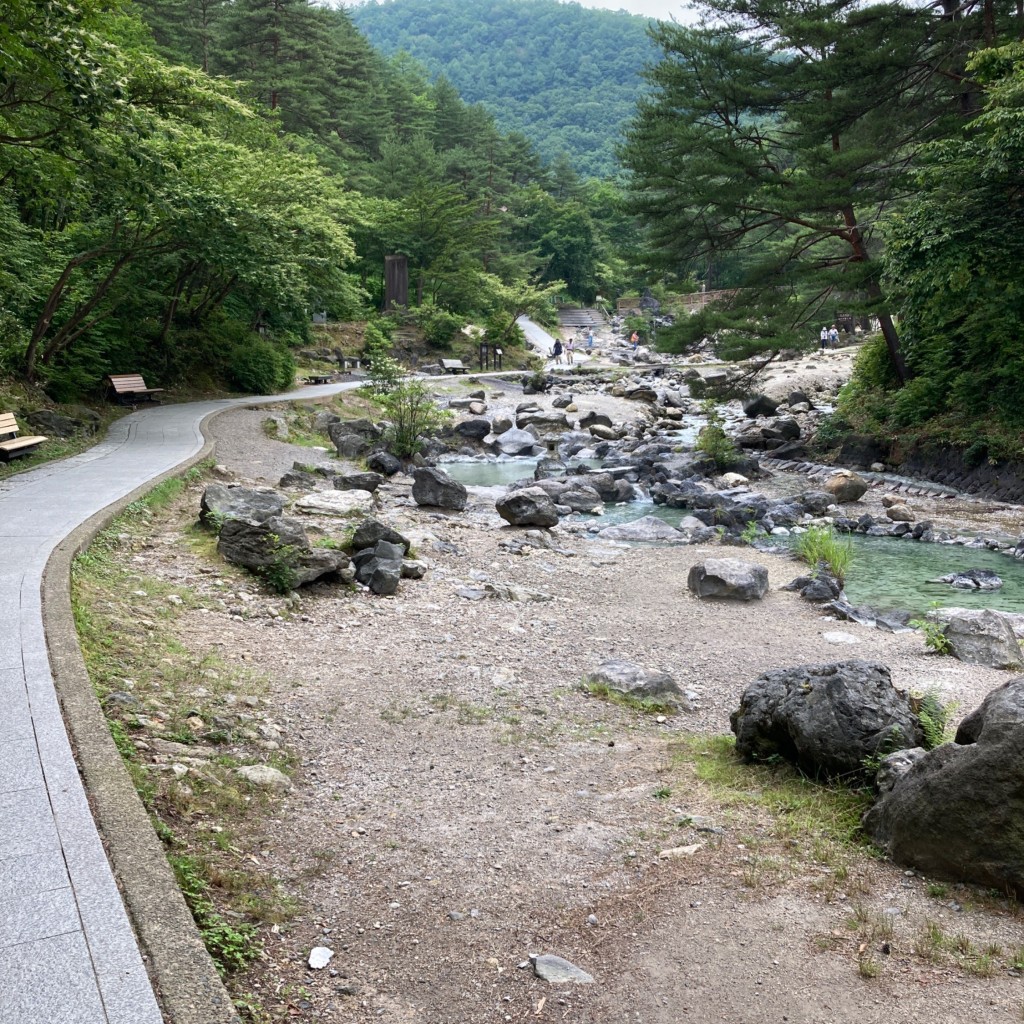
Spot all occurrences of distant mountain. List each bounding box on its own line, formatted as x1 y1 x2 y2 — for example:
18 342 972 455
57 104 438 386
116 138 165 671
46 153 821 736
349 0 658 178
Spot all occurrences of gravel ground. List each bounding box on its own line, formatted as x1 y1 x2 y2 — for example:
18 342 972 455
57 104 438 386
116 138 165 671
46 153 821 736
149 373 1024 1024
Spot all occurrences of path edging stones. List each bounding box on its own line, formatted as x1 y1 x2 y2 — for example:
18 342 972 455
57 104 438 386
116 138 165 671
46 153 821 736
42 411 241 1024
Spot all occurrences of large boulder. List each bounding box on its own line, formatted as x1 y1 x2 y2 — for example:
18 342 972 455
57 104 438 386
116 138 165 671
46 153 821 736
579 411 613 430
350 518 410 554
454 417 492 441
411 467 467 510
200 484 284 527
557 484 603 513
366 451 402 477
942 609 1024 670
730 660 923 778
352 539 406 596
217 515 348 586
586 472 639 503
517 410 570 430
597 516 685 544
823 471 869 503
687 558 769 601
863 677 1024 898
491 427 540 456
333 472 385 493
742 394 779 418
24 409 82 437
496 487 560 527
328 424 371 458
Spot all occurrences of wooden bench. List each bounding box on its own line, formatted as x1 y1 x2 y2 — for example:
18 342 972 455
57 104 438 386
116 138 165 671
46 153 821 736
0 412 47 461
439 358 468 375
106 373 165 404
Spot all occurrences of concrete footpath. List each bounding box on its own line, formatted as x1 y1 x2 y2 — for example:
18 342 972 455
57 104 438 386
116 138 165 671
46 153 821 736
0 383 355 1024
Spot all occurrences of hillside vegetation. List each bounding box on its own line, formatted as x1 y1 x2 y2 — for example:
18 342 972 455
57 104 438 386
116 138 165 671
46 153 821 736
351 0 657 178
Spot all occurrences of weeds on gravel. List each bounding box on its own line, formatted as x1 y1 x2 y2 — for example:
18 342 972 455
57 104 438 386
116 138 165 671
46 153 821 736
583 680 678 715
73 469 298 985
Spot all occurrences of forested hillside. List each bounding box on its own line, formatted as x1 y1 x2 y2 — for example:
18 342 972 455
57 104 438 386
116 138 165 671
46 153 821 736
350 0 656 178
0 0 636 400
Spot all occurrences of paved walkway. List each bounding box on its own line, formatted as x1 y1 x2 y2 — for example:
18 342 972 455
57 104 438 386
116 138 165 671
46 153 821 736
0 383 355 1024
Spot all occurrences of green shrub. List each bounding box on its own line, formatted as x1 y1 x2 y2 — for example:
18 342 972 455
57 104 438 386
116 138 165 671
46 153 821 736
363 319 402 395
795 525 853 584
380 382 450 457
228 338 294 394
695 400 739 469
411 303 465 349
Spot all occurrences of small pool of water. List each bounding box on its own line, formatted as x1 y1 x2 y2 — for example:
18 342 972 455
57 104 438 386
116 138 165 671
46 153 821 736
579 500 1024 614
841 535 1024 614
442 457 602 487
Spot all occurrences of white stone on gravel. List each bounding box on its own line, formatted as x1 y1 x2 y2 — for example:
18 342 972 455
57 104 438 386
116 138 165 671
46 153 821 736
294 491 374 516
234 764 292 790
308 946 334 970
822 631 861 644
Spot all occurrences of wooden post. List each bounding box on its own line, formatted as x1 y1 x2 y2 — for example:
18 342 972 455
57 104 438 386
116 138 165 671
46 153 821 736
384 255 408 310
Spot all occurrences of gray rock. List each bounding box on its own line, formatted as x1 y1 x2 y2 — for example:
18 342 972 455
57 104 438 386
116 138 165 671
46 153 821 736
558 484 603 513
531 954 594 984
279 469 320 490
401 560 427 580
579 411 613 430
264 414 289 440
366 451 402 477
517 410 569 430
597 516 685 544
496 487 560 527
491 426 540 456
333 472 385 493
864 677 1024 898
742 394 779 418
294 491 374 517
24 409 81 437
412 467 468 510
217 515 349 586
934 568 1003 590
943 609 1024 670
234 765 291 790
455 418 491 440
328 427 371 458
200 484 285 527
688 558 769 601
582 659 685 704
730 660 924 778
350 519 410 553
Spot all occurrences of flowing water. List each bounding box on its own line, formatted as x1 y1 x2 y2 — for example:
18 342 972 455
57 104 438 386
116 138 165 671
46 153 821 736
442 458 1024 615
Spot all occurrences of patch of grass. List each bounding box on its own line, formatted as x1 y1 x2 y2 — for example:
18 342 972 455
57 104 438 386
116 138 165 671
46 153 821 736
169 854 260 975
926 881 950 899
652 786 672 800
795 524 853 584
858 954 881 979
380 702 414 724
583 680 678 716
671 735 871 851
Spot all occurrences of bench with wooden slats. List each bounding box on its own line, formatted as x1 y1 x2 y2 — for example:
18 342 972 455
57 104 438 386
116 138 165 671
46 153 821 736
0 412 47 461
106 373 165 404
439 358 469 374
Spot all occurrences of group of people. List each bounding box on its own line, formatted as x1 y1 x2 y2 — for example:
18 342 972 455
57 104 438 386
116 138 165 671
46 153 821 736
550 329 596 365
819 324 841 350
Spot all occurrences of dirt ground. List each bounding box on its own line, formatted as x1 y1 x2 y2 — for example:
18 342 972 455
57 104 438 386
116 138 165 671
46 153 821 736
124 369 1024 1024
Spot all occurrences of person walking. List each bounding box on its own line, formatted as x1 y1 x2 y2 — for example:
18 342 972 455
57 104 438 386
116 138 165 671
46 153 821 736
552 338 563 364
587 329 595 350
566 336 575 365
630 330 639 351
819 325 828 351
828 324 840 348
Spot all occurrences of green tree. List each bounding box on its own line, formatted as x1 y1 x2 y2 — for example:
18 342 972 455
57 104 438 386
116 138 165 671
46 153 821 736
622 1 1005 376
879 43 1024 431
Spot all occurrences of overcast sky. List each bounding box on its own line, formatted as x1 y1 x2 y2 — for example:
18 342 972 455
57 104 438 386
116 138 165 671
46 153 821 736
345 1 696 22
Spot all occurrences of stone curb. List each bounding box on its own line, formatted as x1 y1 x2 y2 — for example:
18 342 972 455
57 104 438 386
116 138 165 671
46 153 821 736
41 409 241 1024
